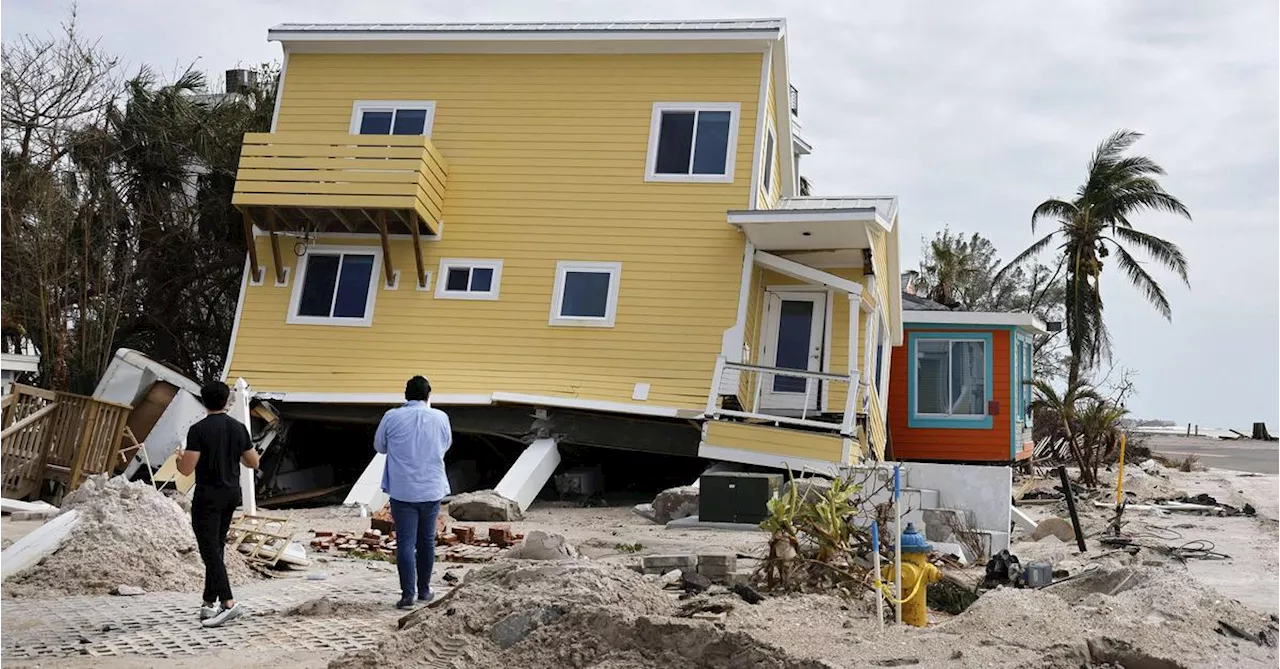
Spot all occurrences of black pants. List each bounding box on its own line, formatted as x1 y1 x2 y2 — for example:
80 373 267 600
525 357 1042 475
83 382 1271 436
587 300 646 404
191 486 240 604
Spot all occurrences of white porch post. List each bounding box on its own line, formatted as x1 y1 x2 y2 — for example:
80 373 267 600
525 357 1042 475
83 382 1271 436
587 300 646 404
839 293 861 463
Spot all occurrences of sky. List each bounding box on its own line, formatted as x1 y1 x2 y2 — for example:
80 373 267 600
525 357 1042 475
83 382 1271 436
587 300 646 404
4 0 1277 429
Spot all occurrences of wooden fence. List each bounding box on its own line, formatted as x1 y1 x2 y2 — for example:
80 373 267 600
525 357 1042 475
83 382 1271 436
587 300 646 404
1 384 132 502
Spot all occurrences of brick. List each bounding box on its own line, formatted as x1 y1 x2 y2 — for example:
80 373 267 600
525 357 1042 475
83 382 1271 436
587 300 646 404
313 531 334 537
489 526 514 547
642 554 698 570
455 526 476 544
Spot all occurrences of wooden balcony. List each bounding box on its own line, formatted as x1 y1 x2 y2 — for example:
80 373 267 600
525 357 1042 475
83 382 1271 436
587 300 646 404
232 132 449 288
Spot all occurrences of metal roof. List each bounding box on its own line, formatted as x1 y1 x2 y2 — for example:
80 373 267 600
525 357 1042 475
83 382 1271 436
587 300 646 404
777 196 898 222
271 19 785 35
902 292 952 312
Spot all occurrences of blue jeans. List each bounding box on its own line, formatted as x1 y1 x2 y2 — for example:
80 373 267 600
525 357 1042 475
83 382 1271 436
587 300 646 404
388 498 440 600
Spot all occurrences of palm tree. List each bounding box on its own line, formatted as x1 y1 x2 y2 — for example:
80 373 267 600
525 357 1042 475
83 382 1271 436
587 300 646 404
912 228 993 309
1002 130 1191 389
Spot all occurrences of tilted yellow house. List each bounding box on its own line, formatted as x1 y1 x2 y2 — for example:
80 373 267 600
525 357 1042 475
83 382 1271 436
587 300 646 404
222 18 903 494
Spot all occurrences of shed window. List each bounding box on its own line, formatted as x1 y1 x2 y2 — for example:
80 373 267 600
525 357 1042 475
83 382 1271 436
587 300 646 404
916 339 986 417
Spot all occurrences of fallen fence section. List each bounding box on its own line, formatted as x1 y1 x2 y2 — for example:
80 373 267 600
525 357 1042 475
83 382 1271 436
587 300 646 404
1 384 131 503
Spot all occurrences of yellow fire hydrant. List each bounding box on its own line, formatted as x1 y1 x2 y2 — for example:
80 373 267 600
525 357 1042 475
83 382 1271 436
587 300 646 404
881 523 943 627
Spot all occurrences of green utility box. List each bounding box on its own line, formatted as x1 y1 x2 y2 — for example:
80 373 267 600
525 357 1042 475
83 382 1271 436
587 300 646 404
698 472 782 524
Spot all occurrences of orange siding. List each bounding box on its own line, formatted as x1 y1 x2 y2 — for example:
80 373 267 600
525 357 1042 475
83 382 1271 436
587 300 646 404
888 327 1013 462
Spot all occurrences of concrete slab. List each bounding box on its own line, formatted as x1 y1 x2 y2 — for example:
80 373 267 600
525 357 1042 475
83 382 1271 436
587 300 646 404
494 438 560 512
665 515 766 532
1011 505 1038 532
344 453 389 513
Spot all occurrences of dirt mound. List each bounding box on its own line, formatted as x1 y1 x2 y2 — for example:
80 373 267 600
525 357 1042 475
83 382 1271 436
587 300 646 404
329 561 830 669
5 475 258 597
289 596 384 617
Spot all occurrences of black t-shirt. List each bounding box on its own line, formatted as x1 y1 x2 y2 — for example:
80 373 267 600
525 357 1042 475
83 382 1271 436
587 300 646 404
186 413 252 490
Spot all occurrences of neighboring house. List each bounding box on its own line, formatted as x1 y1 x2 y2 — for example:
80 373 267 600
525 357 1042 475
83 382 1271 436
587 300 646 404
1 351 40 395
887 295 1045 463
222 18 902 485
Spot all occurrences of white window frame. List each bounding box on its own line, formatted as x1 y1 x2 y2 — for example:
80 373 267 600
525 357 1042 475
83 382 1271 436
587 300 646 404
286 245 383 327
435 259 503 300
762 124 776 193
549 261 622 328
644 102 740 184
914 337 988 418
349 100 436 136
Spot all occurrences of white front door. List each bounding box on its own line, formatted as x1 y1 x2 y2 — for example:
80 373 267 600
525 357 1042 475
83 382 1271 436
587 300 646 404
760 291 827 412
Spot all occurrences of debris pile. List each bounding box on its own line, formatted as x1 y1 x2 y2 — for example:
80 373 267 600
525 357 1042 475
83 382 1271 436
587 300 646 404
309 523 526 564
447 490 523 522
4 475 257 597
330 561 826 669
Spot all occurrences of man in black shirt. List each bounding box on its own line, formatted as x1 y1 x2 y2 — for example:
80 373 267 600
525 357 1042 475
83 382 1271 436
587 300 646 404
178 382 260 628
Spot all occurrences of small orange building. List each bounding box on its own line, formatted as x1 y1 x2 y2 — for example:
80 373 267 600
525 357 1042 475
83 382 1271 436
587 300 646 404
887 295 1046 463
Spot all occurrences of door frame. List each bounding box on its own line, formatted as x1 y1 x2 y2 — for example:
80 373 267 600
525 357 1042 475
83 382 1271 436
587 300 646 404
756 285 833 414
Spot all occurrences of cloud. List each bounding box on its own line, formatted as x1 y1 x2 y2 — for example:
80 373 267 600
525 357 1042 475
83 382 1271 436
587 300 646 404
4 0 1275 426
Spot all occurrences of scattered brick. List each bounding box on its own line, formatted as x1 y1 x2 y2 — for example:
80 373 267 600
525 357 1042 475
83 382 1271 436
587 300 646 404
489 526 514 547
454 526 476 544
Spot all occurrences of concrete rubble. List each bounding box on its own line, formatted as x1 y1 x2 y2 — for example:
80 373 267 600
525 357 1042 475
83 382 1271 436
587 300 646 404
448 489 525 522
633 485 699 525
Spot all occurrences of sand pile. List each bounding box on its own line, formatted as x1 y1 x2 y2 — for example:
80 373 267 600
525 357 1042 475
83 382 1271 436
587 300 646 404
5 475 257 597
330 560 830 669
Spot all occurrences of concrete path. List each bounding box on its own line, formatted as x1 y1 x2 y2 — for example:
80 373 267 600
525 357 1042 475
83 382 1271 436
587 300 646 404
1146 434 1279 474
1 565 421 663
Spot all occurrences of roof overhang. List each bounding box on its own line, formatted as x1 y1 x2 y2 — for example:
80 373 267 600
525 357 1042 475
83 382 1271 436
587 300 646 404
904 310 1048 335
727 208 886 252
270 19 785 54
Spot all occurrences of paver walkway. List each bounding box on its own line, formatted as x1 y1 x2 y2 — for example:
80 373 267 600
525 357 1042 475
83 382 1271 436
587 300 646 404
2 568 414 661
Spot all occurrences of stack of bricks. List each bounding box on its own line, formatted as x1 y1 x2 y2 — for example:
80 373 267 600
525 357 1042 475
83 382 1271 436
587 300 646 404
435 523 523 549
310 529 398 557
640 553 738 583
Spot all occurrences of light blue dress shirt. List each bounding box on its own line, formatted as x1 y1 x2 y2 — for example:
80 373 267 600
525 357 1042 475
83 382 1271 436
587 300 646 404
374 401 453 503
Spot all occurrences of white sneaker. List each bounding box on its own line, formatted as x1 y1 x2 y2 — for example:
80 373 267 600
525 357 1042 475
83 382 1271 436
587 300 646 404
200 604 218 620
201 602 244 628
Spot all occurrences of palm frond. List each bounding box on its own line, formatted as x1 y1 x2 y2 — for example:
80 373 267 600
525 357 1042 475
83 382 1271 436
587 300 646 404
994 231 1058 284
1106 190 1191 222
1109 226 1189 284
1030 198 1077 234
1110 243 1173 320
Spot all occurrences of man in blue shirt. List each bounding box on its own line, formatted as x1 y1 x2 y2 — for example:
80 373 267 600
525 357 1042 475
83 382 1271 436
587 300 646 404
374 375 452 609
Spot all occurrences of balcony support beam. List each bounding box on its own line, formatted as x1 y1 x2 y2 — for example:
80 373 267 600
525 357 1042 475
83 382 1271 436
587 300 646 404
408 212 427 289
266 208 286 286
375 211 396 288
328 208 356 232
242 212 263 284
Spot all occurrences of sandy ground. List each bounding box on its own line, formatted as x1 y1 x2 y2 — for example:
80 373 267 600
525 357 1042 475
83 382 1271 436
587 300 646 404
0 518 48 550
3 649 335 669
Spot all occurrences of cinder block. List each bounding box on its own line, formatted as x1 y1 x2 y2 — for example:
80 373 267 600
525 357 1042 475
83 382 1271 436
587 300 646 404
642 554 697 571
697 553 736 568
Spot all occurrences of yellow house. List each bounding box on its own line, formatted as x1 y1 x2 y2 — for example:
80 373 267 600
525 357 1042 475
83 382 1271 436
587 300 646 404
222 18 903 492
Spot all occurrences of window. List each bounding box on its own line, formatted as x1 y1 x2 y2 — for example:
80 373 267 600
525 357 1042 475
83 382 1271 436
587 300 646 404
762 127 776 192
909 333 992 428
287 247 382 327
874 316 887 397
645 103 740 182
350 101 435 136
435 259 503 300
550 261 622 327
1021 340 1033 425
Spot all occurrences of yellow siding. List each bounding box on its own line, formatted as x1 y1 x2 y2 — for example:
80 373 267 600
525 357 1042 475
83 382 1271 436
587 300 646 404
737 266 767 408
228 52 762 408
870 228 892 316
866 386 886 460
704 421 844 464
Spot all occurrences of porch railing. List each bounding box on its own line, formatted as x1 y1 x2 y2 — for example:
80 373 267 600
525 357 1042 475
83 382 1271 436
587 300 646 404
706 355 869 461
1 384 132 502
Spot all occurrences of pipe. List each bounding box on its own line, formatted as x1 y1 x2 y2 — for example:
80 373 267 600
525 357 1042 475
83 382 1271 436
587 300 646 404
893 463 902 625
1114 433 1127 507
871 520 884 631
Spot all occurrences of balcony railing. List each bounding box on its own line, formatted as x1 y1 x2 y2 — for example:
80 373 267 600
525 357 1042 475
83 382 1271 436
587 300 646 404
706 356 868 462
788 84 799 117
233 132 448 237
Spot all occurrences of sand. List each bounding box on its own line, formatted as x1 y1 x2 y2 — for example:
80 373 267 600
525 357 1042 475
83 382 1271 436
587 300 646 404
4 475 258 597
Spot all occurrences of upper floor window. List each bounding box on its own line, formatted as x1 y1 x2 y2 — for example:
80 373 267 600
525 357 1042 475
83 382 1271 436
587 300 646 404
549 261 622 328
287 246 382 327
908 332 993 429
762 126 776 193
350 101 435 136
436 259 503 300
645 103 740 183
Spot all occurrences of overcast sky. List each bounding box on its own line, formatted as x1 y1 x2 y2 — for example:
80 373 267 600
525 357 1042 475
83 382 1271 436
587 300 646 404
5 0 1277 429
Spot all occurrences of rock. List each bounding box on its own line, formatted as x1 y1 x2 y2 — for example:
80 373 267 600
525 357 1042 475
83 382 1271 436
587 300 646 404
446 490 523 522
505 531 578 560
112 585 146 596
1032 517 1076 542
650 486 699 524
780 476 834 504
660 569 683 587
681 569 713 593
731 582 765 604
631 503 658 522
489 606 564 649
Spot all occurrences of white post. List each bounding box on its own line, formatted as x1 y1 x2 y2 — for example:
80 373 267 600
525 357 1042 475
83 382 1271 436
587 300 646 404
840 293 861 438
893 464 903 625
229 378 256 515
706 355 727 418
872 520 884 631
